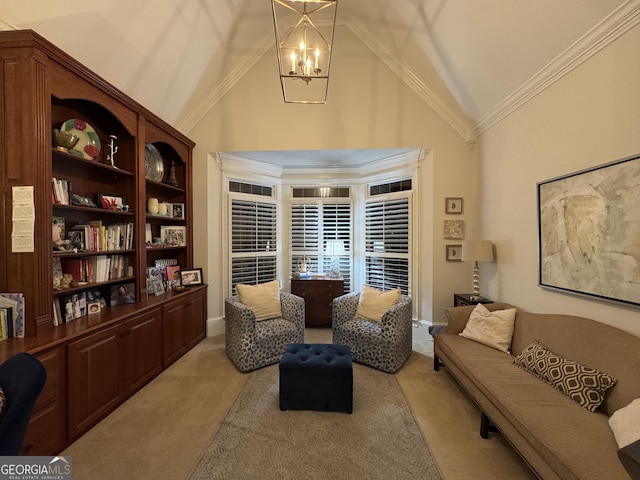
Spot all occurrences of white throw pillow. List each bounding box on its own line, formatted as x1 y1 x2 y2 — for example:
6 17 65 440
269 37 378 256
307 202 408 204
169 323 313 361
609 398 640 448
236 280 282 321
356 284 401 322
459 303 517 353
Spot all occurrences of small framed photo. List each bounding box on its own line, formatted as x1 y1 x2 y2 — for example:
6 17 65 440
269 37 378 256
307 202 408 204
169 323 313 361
160 226 186 246
445 197 463 214
180 268 203 286
170 203 185 219
97 193 128 212
446 244 463 262
110 283 136 306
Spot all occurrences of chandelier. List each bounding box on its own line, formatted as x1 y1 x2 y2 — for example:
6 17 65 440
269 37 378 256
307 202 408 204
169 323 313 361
271 0 338 104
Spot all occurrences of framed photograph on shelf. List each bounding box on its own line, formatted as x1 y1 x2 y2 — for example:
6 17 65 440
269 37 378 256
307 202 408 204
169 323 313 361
171 203 185 219
97 193 127 211
166 265 181 289
110 283 136 306
445 197 463 214
180 268 203 286
446 244 463 262
160 225 186 246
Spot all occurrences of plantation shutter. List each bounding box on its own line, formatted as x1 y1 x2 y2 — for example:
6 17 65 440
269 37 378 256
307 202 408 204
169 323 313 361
322 203 352 292
230 199 277 292
365 197 410 294
290 201 352 292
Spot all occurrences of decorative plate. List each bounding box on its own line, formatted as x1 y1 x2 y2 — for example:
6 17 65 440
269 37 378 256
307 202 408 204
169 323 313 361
60 119 101 160
145 144 165 182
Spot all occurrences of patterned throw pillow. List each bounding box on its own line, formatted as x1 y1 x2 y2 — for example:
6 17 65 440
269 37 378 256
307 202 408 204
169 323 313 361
514 341 616 412
0 387 5 419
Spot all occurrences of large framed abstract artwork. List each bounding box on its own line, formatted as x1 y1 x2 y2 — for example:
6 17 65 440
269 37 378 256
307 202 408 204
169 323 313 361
537 154 640 307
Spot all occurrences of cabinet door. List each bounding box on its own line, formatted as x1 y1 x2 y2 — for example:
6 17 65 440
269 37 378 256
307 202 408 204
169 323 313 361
163 301 187 368
67 325 122 441
123 308 162 397
184 290 206 350
21 346 66 455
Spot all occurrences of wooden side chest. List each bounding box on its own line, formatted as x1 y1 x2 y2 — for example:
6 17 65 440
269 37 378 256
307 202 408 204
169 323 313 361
291 278 344 327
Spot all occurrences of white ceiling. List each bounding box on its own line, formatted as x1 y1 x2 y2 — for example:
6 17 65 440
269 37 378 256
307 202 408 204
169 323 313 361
0 0 633 166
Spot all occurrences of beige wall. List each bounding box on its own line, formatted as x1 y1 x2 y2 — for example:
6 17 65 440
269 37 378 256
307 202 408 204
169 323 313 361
479 24 640 336
188 27 476 329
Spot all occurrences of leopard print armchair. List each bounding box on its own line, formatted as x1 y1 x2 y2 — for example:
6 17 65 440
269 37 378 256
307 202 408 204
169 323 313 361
332 292 412 373
225 291 305 372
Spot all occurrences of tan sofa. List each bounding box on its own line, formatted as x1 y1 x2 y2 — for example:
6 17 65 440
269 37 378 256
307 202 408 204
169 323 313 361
434 303 640 480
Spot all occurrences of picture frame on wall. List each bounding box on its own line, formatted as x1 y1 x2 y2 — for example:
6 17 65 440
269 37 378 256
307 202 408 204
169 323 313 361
444 220 465 239
445 197 463 214
538 153 640 307
446 244 462 261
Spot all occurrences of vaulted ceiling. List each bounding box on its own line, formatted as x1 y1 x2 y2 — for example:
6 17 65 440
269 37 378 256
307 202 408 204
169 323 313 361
0 0 633 141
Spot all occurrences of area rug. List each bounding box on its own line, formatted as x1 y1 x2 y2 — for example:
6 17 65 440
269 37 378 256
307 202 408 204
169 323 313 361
189 362 443 480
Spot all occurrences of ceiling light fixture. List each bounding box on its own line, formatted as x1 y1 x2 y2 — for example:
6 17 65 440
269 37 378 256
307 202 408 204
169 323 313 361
271 0 338 104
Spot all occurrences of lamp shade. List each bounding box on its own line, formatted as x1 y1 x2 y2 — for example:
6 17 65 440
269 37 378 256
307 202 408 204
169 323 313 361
325 240 346 256
461 240 494 262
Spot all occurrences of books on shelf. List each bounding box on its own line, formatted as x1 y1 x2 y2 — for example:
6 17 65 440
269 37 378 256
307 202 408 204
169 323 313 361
52 177 71 205
0 293 24 338
70 222 134 252
61 255 130 283
0 306 13 340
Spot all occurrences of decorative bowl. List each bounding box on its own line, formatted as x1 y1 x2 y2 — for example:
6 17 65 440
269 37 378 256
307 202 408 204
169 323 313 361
52 128 80 152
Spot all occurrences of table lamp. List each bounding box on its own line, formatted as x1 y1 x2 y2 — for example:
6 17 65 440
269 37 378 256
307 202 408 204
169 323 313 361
325 240 346 278
461 240 494 301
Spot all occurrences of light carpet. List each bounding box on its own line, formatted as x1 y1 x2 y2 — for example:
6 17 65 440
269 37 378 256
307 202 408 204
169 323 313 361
189 361 443 480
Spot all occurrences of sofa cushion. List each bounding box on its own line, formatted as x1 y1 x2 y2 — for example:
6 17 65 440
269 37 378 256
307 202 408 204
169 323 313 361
609 398 640 448
356 285 400 322
514 340 616 412
459 303 516 353
236 280 282 321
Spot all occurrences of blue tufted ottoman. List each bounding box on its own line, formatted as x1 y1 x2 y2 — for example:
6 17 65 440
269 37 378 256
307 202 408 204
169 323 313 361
279 343 353 413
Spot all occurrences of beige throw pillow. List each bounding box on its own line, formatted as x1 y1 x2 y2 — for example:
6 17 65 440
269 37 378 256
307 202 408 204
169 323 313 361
609 398 640 447
459 303 516 353
236 280 282 321
356 285 401 322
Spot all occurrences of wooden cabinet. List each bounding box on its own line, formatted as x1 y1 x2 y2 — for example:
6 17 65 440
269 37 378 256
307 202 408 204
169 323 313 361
0 30 206 454
66 308 163 441
21 346 66 455
122 308 162 397
163 288 206 367
67 324 123 441
291 278 344 326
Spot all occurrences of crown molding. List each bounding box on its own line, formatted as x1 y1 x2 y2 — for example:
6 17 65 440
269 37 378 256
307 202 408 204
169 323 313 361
176 29 273 134
472 0 640 136
0 17 18 30
346 15 474 144
218 151 284 178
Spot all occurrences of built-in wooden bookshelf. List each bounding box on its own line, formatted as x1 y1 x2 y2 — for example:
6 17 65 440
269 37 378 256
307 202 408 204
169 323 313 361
0 29 206 454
